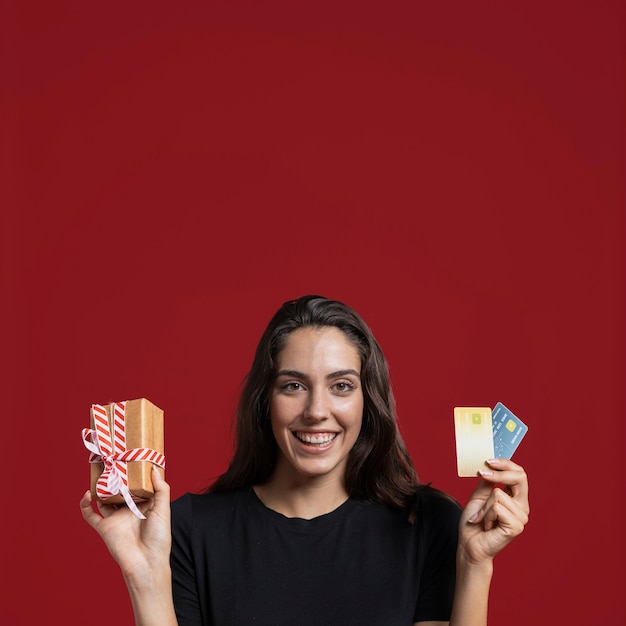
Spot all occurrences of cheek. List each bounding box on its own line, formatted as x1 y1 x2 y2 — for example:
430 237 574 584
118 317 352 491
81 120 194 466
343 401 364 436
352 394 365 424
269 397 291 435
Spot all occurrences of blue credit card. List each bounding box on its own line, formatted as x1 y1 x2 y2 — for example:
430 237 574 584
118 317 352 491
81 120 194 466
492 402 528 460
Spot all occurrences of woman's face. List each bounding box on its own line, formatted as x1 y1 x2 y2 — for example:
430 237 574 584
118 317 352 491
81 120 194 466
269 326 364 486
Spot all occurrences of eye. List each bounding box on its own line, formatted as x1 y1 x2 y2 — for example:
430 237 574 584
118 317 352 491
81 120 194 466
332 381 356 393
281 381 304 392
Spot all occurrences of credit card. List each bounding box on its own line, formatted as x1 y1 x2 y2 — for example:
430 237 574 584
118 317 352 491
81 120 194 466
492 401 528 460
454 407 495 477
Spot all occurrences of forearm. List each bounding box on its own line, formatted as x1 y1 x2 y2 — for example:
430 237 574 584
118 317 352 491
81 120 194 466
448 553 494 626
124 566 178 626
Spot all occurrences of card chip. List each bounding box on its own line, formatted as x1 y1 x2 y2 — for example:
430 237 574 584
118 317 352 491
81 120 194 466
506 419 516 432
472 413 482 424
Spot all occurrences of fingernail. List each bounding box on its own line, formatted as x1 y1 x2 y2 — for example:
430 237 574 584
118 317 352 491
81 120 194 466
468 512 478 522
479 470 494 477
487 458 501 464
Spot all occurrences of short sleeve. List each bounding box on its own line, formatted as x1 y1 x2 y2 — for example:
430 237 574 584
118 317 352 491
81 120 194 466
171 493 204 626
412 488 461 623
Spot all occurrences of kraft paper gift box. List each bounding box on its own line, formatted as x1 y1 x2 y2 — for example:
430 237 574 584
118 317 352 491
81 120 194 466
87 397 165 503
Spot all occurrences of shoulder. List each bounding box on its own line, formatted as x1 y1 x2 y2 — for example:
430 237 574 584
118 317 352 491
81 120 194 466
410 485 462 531
172 487 245 512
348 487 461 534
413 484 461 511
171 487 254 531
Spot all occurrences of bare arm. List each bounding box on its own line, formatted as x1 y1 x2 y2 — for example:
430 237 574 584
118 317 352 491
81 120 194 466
80 467 178 626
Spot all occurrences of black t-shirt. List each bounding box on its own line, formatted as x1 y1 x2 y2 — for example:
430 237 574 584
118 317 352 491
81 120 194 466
171 485 461 625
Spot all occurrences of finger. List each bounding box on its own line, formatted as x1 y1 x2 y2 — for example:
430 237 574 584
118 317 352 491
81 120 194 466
80 490 103 530
133 467 172 525
151 467 171 509
467 483 529 526
152 466 170 497
487 458 524 472
466 480 497 525
491 487 528 520
482 499 499 531
464 478 494 523
480 459 529 510
96 498 125 519
480 487 529 529
482 493 527 536
468 477 494 503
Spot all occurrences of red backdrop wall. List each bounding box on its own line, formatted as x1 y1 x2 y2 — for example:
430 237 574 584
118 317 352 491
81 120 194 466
2 1 624 623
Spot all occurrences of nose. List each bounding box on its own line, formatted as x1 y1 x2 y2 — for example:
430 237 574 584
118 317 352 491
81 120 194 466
303 388 329 422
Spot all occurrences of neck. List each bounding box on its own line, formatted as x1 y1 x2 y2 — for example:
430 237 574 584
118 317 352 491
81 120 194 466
254 469 349 519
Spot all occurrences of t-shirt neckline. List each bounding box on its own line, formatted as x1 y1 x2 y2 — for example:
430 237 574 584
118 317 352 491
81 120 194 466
247 485 359 532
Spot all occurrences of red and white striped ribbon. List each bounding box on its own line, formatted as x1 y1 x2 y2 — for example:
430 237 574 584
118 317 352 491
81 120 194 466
81 401 166 520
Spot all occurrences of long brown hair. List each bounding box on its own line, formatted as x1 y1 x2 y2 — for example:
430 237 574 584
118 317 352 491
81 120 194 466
208 295 421 509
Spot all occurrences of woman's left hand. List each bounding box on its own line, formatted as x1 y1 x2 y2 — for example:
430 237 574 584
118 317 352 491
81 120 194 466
458 458 530 565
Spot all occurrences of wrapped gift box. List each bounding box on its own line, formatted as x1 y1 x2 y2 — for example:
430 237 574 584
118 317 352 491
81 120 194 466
88 397 165 503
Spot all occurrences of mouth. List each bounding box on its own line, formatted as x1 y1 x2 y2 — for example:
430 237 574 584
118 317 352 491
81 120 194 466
292 431 338 447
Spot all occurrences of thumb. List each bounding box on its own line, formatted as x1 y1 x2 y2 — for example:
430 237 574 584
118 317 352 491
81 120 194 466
80 489 103 531
469 477 494 501
151 466 171 506
464 478 493 523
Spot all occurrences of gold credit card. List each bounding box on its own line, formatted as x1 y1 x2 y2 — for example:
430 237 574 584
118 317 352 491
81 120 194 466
454 407 495 477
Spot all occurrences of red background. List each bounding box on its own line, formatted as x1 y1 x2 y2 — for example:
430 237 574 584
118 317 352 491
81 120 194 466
2 1 624 623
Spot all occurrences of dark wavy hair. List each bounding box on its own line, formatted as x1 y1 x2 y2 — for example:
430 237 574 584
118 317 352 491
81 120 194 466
207 294 421 509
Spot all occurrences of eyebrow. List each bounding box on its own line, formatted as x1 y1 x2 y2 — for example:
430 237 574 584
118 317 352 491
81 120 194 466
276 369 361 380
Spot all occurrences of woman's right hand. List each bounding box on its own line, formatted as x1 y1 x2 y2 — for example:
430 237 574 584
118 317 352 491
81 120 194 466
80 466 172 582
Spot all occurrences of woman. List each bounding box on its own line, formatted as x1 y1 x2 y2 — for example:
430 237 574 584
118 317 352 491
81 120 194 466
80 295 530 625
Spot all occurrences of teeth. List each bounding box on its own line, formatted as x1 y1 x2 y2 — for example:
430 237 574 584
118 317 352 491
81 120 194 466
295 432 337 445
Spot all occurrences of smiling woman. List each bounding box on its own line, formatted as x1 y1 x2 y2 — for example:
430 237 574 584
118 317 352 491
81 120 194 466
80 295 530 626
259 326 365 515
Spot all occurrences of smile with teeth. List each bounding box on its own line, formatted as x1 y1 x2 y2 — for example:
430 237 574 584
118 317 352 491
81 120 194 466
293 432 338 446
